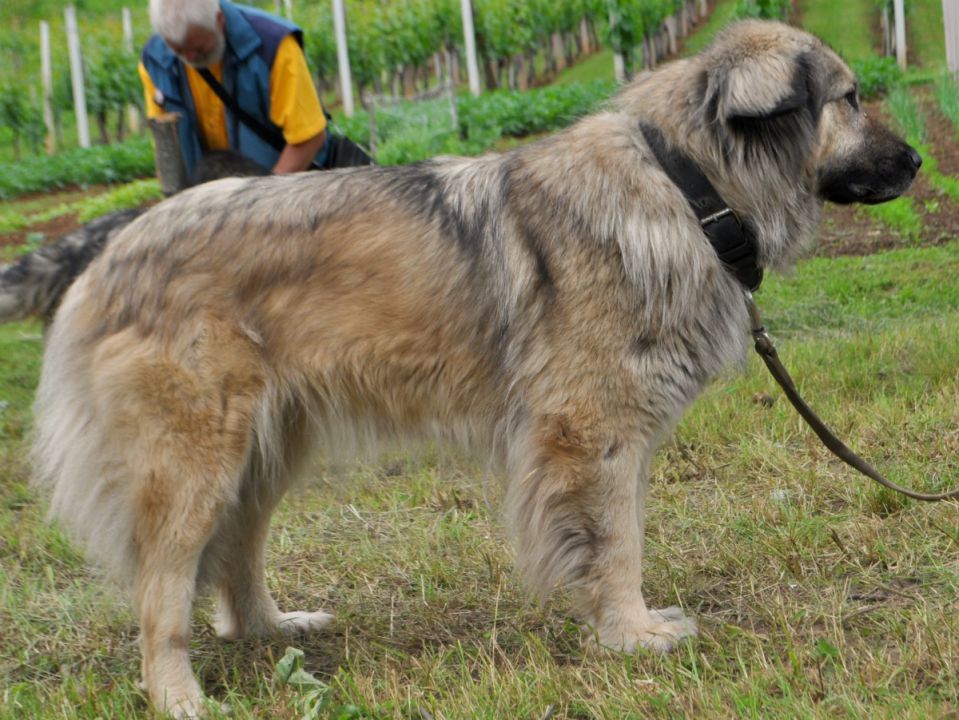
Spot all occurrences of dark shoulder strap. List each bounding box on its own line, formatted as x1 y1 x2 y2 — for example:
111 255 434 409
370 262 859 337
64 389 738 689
196 67 286 152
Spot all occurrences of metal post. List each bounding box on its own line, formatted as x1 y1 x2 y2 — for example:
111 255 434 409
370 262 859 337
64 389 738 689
461 0 481 97
945 0 959 73
894 0 907 69
65 5 91 148
122 8 141 133
331 0 354 116
40 21 56 153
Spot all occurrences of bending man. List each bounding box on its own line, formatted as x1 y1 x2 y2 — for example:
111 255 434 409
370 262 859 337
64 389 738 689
138 0 329 176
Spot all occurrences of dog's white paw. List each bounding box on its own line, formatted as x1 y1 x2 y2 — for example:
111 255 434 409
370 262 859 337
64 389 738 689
275 610 334 636
593 606 697 654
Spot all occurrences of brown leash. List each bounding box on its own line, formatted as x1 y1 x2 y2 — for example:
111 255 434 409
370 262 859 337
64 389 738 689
745 292 959 502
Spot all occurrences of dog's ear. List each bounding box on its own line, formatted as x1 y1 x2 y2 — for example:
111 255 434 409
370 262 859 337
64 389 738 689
707 45 814 123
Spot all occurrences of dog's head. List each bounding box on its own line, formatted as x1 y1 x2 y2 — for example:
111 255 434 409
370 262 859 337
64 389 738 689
698 20 921 205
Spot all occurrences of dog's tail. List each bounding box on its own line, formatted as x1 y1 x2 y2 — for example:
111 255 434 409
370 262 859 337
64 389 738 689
0 208 142 325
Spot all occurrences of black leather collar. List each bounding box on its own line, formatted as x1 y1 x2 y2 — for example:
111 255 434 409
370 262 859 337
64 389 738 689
639 124 763 291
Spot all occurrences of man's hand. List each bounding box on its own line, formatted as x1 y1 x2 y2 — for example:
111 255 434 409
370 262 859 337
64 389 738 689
272 130 327 173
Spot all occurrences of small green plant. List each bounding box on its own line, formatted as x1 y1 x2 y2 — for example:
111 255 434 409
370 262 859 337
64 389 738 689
885 82 926 144
861 196 924 241
851 56 904 100
74 178 160 222
935 71 959 137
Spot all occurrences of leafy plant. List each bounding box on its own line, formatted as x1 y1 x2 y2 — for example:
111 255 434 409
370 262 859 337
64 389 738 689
84 43 142 144
850 55 903 100
0 83 45 160
885 81 926 144
734 0 791 19
935 71 959 137
0 136 154 199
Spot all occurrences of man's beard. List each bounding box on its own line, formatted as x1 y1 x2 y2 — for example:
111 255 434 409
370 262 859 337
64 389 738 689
181 32 225 69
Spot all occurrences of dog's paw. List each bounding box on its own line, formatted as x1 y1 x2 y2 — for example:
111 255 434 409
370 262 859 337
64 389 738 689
592 606 697 654
275 610 334 636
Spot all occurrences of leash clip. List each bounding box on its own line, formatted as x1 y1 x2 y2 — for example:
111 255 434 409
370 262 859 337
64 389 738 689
744 291 774 355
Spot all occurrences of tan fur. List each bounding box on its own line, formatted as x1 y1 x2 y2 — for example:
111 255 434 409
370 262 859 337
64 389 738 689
32 21 918 717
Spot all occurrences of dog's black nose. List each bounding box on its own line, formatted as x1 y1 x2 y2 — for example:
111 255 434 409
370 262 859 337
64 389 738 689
909 147 923 170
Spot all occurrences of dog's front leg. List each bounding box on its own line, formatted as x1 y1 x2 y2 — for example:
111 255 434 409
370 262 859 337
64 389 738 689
508 414 696 653
582 448 697 653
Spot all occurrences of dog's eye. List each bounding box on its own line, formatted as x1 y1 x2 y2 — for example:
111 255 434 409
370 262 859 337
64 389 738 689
845 89 860 111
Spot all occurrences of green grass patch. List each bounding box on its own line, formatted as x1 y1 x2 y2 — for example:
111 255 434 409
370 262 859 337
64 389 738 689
798 0 878 62
886 83 927 144
860 196 924 241
681 0 742 56
0 179 160 238
907 0 947 70
553 47 616 85
72 178 160 223
935 71 959 138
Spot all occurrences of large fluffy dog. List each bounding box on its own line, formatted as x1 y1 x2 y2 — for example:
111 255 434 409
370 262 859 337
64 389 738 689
33 21 919 717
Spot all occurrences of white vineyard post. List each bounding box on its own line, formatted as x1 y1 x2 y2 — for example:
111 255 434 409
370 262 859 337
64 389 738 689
945 0 959 73
461 0 481 97
894 0 907 69
331 0 354 116
123 8 141 133
40 20 56 153
65 5 91 148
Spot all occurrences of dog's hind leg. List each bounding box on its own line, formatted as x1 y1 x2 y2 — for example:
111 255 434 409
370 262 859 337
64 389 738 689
131 411 255 718
111 324 270 717
204 403 332 640
507 413 697 654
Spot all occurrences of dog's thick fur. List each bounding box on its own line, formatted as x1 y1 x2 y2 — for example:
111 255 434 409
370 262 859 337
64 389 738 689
32 21 919 717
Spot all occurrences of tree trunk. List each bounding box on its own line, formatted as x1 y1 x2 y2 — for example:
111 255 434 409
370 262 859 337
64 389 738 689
97 111 109 144
580 17 591 54
116 107 126 142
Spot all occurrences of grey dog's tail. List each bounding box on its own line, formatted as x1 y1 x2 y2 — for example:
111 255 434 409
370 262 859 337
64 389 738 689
0 208 142 324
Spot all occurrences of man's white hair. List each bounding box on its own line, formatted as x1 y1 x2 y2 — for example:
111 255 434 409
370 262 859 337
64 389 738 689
149 0 221 45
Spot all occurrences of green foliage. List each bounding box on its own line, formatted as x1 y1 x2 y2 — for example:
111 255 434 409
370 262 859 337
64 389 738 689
0 136 154 199
458 80 615 138
733 0 791 19
850 56 903 100
334 80 615 165
861 196 924 242
0 83 45 160
935 71 959 137
885 82 926 144
74 178 160 222
84 43 142 143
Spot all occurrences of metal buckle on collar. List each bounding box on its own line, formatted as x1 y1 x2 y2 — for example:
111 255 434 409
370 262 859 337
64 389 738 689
700 207 735 227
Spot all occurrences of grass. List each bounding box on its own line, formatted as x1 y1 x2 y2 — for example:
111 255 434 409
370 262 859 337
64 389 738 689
681 0 742 57
553 48 616 86
907 0 947 70
0 179 161 238
798 0 878 62
3 238 959 717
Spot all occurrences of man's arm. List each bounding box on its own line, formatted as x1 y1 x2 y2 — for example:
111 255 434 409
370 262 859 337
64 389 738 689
269 35 328 174
272 128 326 173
